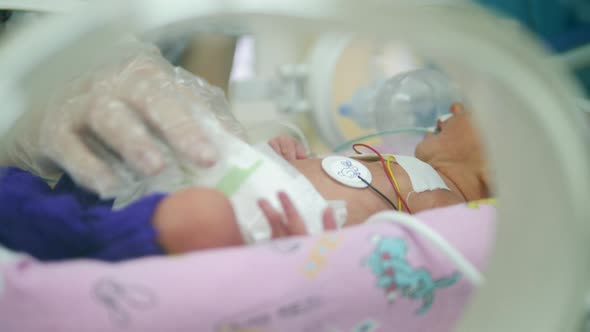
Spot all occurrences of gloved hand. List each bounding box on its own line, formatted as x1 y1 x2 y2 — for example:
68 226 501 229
0 38 247 197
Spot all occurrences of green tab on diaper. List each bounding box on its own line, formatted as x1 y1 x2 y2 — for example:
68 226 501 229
216 160 264 196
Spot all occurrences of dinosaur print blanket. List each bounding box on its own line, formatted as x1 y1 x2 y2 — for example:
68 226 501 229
0 201 495 331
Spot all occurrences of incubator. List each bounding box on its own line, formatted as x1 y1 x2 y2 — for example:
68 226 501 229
0 0 589 331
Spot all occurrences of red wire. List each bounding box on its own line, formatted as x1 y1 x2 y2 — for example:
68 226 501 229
352 143 412 214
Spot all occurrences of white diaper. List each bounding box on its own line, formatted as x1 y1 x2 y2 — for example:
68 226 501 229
226 142 329 243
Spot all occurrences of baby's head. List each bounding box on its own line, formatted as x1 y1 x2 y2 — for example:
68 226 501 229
415 103 491 194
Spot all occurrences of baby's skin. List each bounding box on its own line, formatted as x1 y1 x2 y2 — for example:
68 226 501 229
153 103 491 254
290 103 490 226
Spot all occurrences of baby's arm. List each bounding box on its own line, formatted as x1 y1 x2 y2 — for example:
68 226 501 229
0 167 245 259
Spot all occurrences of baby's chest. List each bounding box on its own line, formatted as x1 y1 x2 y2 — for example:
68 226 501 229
373 161 463 213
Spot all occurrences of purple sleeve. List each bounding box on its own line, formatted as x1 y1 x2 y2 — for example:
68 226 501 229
0 167 166 262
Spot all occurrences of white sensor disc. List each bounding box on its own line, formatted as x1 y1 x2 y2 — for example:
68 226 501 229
321 156 372 188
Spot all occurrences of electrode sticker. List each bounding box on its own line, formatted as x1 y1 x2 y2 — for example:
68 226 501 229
321 156 372 188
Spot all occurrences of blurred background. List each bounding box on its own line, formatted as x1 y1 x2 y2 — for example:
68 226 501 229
1 0 588 152
476 0 590 93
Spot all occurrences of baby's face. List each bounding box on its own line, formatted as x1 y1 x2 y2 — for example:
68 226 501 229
415 103 485 165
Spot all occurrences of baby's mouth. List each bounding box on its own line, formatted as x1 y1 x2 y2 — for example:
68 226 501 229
434 120 442 134
427 119 444 134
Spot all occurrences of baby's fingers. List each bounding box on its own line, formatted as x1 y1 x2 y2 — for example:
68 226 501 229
258 199 287 238
277 192 308 236
268 135 302 161
322 208 338 231
269 139 281 156
294 141 307 160
281 137 298 161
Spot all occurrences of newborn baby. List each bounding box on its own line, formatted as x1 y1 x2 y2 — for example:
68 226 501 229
0 102 490 260
155 102 491 253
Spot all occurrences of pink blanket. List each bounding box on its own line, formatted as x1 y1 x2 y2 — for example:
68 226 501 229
0 201 495 332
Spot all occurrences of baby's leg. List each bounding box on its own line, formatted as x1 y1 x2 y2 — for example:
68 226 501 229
152 188 243 254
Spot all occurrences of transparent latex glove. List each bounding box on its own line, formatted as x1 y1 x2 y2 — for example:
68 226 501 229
0 39 247 197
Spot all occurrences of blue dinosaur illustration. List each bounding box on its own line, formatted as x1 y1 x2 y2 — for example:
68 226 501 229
366 237 460 315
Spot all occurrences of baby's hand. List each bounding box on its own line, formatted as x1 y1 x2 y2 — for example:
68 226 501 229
268 135 307 161
257 192 337 239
